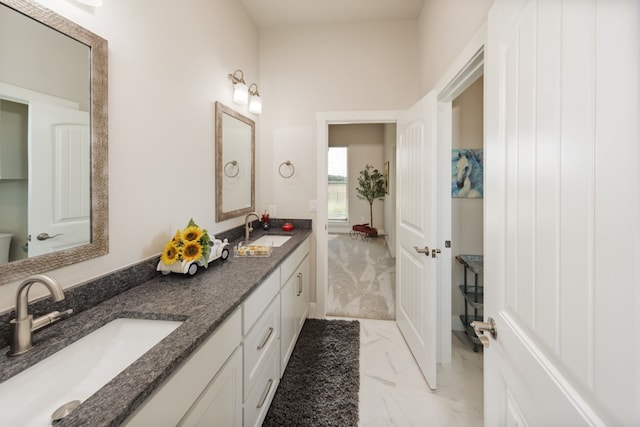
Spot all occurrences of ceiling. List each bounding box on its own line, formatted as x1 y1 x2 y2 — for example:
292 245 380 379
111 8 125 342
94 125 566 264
239 0 426 29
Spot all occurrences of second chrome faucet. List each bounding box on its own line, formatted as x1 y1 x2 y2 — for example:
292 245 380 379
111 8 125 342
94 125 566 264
244 211 261 243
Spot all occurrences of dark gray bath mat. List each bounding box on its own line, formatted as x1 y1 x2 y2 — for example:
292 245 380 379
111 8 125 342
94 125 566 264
262 318 360 427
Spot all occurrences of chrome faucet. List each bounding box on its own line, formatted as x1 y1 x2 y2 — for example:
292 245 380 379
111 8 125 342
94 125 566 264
8 274 73 356
244 211 261 243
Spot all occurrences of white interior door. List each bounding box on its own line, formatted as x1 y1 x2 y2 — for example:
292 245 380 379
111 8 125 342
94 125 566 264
395 92 438 389
484 0 639 424
29 102 90 257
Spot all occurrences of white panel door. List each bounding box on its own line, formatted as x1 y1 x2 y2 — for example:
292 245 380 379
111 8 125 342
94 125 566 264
29 102 90 257
484 0 639 424
396 92 438 389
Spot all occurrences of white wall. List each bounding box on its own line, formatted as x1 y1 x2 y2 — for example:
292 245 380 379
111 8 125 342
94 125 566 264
418 0 494 95
258 20 419 218
0 0 260 311
451 77 484 323
259 20 420 304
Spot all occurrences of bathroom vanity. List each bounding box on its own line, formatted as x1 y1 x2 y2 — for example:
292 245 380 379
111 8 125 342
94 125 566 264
0 228 311 427
122 235 310 427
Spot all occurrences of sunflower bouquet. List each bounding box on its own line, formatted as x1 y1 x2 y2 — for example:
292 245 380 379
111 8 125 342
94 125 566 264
160 218 212 269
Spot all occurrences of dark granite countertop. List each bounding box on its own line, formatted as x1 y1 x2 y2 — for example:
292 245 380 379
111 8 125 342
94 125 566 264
0 227 312 427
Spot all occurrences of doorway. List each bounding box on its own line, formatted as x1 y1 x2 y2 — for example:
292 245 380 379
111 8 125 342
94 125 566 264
314 110 399 319
450 77 485 354
326 123 397 320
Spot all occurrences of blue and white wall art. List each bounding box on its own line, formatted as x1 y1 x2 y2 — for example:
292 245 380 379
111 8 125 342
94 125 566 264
451 149 483 198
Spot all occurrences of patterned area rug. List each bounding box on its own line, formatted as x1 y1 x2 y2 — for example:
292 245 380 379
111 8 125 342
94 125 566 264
263 319 360 426
327 234 395 320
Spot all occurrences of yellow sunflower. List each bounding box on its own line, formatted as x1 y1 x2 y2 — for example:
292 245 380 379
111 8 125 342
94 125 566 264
182 241 203 262
171 229 182 244
182 225 203 243
161 241 179 265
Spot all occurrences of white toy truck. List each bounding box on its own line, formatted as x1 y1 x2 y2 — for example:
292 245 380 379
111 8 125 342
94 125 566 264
157 236 231 276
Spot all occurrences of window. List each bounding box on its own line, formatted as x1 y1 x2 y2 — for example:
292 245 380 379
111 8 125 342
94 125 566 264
328 147 348 221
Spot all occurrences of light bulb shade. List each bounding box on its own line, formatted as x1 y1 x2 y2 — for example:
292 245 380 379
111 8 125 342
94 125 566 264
249 94 262 114
232 82 248 105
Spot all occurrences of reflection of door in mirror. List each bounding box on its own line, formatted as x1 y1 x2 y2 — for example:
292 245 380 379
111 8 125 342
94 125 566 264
29 102 90 257
0 90 90 261
222 112 252 213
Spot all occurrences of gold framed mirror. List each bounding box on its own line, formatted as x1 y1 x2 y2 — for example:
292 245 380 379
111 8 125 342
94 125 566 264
215 102 255 222
0 0 108 285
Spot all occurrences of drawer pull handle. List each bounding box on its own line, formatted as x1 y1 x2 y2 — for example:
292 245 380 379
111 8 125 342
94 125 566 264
257 379 274 409
257 327 274 350
296 272 302 296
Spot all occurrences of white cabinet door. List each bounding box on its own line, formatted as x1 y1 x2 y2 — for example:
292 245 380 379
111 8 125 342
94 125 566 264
280 253 310 375
280 266 297 374
123 311 241 427
294 255 310 333
178 348 242 427
484 0 639 425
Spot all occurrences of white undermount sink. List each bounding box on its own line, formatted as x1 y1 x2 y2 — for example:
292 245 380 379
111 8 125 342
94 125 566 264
0 318 182 427
250 235 292 247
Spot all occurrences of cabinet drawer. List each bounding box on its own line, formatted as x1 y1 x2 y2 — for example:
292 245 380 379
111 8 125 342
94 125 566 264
243 296 280 399
243 268 280 334
280 237 310 286
244 343 280 427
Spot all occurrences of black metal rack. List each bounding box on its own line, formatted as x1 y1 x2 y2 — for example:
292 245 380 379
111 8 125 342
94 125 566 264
456 254 484 352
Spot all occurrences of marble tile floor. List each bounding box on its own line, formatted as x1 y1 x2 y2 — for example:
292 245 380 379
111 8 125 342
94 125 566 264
327 234 396 320
352 318 484 427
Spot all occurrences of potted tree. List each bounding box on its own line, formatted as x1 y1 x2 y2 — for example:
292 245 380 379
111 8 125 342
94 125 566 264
354 164 386 237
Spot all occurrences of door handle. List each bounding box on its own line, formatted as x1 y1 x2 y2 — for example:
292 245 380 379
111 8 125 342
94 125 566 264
36 233 63 241
431 248 441 258
471 317 497 349
414 246 430 256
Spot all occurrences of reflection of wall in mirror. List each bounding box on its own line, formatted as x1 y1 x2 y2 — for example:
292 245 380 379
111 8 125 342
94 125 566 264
0 4 90 111
222 114 252 212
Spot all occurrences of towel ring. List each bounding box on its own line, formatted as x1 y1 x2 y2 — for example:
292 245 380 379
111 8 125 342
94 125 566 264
224 160 239 178
279 161 295 178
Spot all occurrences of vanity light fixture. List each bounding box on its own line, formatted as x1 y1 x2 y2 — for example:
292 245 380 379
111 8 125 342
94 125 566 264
228 69 248 105
248 83 262 114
